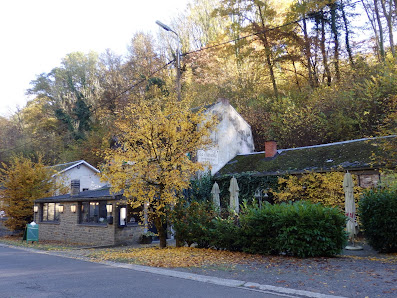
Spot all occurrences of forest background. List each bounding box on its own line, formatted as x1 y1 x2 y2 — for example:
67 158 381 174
0 0 396 169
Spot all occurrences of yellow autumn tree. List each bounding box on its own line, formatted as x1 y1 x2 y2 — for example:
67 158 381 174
274 171 363 211
0 155 61 232
101 96 217 248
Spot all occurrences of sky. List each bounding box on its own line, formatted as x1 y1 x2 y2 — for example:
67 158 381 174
0 0 190 117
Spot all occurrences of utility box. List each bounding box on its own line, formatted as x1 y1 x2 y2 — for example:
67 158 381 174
23 222 39 243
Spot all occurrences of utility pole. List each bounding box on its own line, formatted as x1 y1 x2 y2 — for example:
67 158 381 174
156 20 181 101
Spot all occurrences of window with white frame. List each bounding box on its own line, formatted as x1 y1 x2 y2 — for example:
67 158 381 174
41 203 60 222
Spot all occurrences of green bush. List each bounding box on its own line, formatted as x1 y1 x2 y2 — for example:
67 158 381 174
170 200 216 248
171 199 346 257
237 201 346 257
239 202 281 255
274 202 347 257
209 216 244 251
359 189 397 253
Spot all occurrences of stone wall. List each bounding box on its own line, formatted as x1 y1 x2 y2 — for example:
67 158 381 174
38 202 117 246
115 225 143 245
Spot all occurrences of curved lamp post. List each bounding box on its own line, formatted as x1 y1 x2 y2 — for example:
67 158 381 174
156 20 181 101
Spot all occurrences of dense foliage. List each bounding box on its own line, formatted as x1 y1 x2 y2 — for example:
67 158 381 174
0 155 64 232
1 0 396 168
171 200 347 257
170 199 217 248
359 189 397 253
215 174 279 207
275 172 363 210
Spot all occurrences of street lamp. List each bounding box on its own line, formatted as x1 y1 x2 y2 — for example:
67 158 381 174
156 20 181 101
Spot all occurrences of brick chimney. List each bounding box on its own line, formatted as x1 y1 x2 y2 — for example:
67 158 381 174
71 179 80 196
265 141 277 158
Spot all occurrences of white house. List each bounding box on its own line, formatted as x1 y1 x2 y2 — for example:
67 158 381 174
51 160 107 192
198 98 255 175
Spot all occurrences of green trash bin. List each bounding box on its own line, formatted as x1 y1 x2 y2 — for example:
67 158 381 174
23 222 39 243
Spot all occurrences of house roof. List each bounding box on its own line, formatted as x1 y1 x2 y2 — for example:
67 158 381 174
214 136 395 179
51 160 100 175
35 187 122 203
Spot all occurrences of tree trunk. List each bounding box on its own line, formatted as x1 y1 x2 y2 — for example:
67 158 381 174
255 3 279 99
302 17 315 88
361 0 382 60
330 3 340 81
154 215 167 248
374 0 386 61
320 13 332 86
380 0 396 57
340 0 354 67
175 236 184 247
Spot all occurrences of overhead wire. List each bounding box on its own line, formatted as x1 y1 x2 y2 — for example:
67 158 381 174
0 0 363 154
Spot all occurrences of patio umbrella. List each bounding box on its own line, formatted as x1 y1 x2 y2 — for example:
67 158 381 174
211 182 221 211
343 172 362 250
229 177 240 213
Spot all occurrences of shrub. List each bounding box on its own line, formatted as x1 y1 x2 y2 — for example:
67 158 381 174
184 172 213 202
239 202 281 255
275 172 362 211
359 189 397 253
170 200 216 248
274 202 347 257
239 201 346 257
209 216 244 251
171 200 346 257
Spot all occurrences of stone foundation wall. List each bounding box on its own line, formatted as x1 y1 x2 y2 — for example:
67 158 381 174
38 202 117 246
115 225 144 245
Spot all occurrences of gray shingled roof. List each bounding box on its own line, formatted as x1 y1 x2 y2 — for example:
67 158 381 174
35 187 123 203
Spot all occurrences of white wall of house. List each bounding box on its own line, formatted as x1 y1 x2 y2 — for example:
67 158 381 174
198 99 255 175
57 163 106 191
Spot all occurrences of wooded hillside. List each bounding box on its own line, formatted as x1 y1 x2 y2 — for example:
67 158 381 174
1 0 396 168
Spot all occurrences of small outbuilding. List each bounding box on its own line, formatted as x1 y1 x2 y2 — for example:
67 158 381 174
34 181 143 246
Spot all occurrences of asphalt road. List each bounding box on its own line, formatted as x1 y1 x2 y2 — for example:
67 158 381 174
0 246 289 298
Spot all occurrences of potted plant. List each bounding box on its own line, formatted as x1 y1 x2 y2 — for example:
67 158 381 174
139 231 156 244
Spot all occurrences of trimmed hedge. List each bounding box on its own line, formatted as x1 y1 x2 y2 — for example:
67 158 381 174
171 200 347 257
238 202 347 257
359 189 397 253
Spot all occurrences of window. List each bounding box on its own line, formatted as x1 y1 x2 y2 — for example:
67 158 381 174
127 205 141 225
42 203 60 222
80 201 110 224
119 205 142 227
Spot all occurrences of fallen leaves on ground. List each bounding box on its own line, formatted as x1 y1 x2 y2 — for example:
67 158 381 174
0 236 84 251
343 255 397 264
89 246 270 268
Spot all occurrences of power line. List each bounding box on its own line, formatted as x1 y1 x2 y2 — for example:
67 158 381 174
182 0 362 57
1 0 362 154
90 59 174 114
